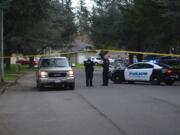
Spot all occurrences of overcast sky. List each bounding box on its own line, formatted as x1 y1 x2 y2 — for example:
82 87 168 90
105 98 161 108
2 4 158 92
71 0 93 9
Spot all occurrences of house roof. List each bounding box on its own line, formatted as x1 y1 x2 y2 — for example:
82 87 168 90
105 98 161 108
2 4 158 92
70 40 94 52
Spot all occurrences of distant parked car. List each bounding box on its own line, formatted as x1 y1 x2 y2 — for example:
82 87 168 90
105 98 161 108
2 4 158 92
108 58 115 63
143 55 159 63
16 59 30 65
86 56 103 65
17 58 39 66
156 56 180 66
33 57 40 67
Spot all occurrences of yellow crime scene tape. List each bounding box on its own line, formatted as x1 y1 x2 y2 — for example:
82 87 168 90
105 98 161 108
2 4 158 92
1 52 77 59
1 49 180 58
101 49 180 57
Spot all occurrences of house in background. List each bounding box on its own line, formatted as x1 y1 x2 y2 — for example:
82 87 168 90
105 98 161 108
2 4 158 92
64 40 99 64
9 39 99 65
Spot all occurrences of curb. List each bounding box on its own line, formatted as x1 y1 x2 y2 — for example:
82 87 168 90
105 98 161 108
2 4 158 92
0 73 25 96
0 81 15 95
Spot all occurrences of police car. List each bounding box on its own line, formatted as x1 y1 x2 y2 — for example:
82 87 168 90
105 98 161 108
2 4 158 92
110 62 178 85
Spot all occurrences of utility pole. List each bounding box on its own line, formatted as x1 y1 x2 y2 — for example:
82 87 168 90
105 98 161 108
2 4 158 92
0 0 11 82
0 8 4 82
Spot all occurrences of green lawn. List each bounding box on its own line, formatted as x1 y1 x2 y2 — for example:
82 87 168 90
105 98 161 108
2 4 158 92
74 64 84 69
4 64 35 81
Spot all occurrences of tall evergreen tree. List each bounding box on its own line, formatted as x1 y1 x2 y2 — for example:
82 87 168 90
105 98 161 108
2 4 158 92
91 0 169 53
91 0 122 48
77 0 90 36
162 0 180 53
3 0 76 68
4 0 51 68
120 0 166 52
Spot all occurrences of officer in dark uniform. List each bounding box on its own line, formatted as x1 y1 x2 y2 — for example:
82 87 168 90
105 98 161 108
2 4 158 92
84 57 95 87
102 57 110 86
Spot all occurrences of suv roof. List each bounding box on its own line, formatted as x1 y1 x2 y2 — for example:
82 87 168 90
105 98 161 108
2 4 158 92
39 56 70 68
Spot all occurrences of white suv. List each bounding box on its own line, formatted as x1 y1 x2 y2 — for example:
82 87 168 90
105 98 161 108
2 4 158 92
90 57 103 65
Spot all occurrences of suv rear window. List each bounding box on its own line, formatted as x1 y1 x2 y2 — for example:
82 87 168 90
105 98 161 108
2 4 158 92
39 58 69 68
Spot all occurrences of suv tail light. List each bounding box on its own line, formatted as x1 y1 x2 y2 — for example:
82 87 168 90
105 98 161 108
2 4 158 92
167 69 173 76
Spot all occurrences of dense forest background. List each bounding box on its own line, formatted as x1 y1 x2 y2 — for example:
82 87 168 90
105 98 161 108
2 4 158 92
0 0 180 62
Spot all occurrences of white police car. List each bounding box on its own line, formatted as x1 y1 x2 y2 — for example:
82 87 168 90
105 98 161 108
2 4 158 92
110 62 178 85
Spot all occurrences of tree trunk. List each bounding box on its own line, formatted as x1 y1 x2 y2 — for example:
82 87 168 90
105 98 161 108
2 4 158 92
29 57 34 68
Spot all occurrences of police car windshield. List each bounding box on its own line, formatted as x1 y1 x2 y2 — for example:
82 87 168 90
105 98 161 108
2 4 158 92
111 60 126 68
40 58 69 68
115 62 126 68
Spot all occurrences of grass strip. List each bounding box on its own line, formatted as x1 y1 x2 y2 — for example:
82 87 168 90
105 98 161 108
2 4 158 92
4 64 35 81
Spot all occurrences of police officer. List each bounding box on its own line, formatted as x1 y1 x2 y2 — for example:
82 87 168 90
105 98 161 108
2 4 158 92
102 57 110 86
84 57 95 87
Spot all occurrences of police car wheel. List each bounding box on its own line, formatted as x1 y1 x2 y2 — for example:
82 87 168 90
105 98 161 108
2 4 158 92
165 81 174 86
113 75 121 84
150 76 160 85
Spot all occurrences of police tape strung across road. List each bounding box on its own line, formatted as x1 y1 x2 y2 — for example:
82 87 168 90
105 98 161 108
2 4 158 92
101 49 180 57
1 49 180 58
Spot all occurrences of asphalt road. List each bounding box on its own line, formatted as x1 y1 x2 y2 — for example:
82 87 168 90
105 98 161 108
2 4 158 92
0 68 180 135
